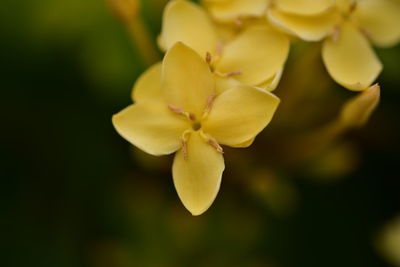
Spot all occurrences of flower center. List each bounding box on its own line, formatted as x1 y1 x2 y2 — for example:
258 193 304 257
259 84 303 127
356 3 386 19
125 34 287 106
167 94 223 160
192 121 201 131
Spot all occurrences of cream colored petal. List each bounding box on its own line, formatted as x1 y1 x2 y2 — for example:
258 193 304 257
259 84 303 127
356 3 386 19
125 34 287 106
131 62 163 103
159 0 218 57
203 0 230 3
322 22 382 91
340 84 380 127
354 0 400 47
173 131 224 216
112 103 189 156
207 0 269 22
215 25 289 85
275 0 334 15
257 68 284 92
162 42 215 117
202 85 280 146
230 138 255 148
267 8 340 41
335 0 355 13
214 76 243 95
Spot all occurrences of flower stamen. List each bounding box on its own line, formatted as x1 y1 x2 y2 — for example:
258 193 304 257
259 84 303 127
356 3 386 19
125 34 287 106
205 52 212 65
332 26 340 42
189 113 197 121
200 131 224 154
349 1 357 14
205 94 216 112
168 104 185 115
215 70 242 78
181 139 188 160
208 138 224 154
216 41 223 56
181 130 192 160
168 104 196 121
202 93 217 119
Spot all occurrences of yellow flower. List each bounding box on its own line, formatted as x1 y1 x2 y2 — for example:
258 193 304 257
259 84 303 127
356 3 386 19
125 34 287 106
268 0 400 91
158 0 289 91
112 42 280 215
377 216 400 266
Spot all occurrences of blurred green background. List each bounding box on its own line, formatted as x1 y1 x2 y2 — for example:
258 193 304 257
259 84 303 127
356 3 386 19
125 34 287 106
1 0 400 266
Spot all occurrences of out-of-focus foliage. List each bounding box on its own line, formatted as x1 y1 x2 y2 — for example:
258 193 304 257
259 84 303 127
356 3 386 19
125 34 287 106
1 0 400 266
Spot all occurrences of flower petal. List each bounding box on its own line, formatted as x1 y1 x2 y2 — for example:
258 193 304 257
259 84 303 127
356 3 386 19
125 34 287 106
206 0 269 22
335 0 354 13
267 8 339 41
322 22 382 91
173 131 224 216
354 0 400 47
131 62 163 103
202 85 280 146
275 0 334 15
215 25 289 85
340 84 380 127
257 68 284 91
230 138 255 148
159 0 218 57
162 42 215 117
112 104 189 156
214 76 243 95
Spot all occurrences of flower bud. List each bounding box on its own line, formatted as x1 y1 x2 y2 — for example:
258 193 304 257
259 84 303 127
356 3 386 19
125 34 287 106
340 84 380 128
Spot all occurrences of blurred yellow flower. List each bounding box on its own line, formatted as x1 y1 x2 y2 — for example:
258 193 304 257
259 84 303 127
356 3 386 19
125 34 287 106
158 0 289 91
112 42 280 215
268 0 400 91
377 216 400 266
340 83 380 128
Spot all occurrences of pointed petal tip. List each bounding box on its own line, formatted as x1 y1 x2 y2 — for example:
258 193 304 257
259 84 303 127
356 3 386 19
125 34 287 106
340 83 381 128
189 206 209 216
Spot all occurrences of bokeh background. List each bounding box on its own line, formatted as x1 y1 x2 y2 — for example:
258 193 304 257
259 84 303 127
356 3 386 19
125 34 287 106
2 0 400 266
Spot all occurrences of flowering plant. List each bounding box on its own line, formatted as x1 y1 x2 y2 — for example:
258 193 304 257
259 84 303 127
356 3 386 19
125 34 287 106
110 0 399 215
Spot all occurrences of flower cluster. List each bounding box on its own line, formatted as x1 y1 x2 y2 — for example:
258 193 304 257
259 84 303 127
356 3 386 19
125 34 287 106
111 0 399 215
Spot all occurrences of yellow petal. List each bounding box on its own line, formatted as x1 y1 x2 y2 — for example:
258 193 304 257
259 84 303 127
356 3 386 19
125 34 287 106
173 131 224 215
162 42 215 117
335 0 355 13
267 8 339 41
206 0 269 22
203 0 230 3
322 22 382 91
131 62 163 103
159 0 218 57
202 85 280 146
275 0 334 15
340 84 380 127
215 25 289 85
230 138 255 148
354 0 400 47
214 76 243 95
112 103 189 156
257 68 284 91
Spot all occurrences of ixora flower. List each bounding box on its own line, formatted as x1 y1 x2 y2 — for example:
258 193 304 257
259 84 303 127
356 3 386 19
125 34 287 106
112 42 280 215
268 0 400 91
158 0 289 91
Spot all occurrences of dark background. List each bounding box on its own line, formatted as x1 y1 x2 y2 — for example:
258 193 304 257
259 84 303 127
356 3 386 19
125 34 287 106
1 0 400 266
